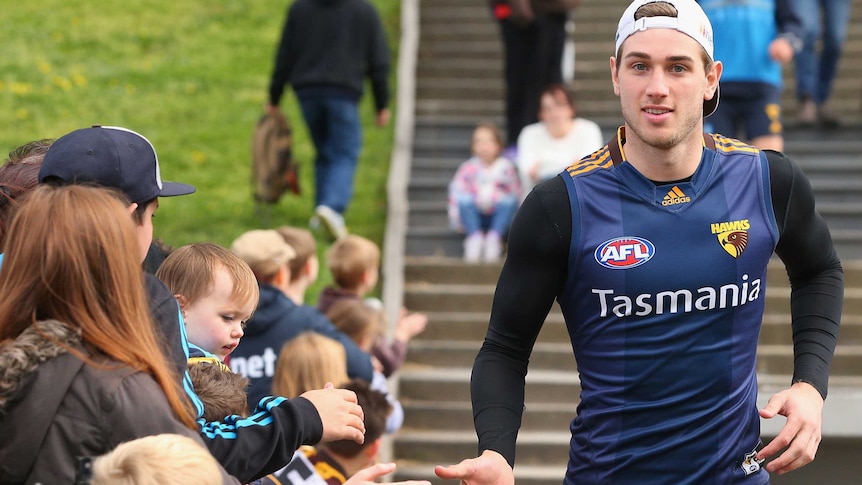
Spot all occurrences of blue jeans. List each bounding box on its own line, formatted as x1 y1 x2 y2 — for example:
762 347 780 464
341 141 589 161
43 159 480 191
458 195 518 236
792 0 852 104
297 93 362 214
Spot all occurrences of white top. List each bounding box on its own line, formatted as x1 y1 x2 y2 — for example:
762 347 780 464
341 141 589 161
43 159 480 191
516 118 604 196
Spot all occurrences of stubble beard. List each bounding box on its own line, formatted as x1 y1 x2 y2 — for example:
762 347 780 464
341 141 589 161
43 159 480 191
622 102 703 151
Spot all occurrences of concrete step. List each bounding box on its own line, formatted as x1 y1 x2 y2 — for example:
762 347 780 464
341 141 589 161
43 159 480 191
830 231 862 261
420 5 494 22
416 98 503 119
412 139 469 157
421 22 498 39
416 77 505 92
416 59 502 80
760 314 862 346
408 176 452 201
756 344 862 377
406 227 463 257
419 40 502 58
407 339 578 371
401 400 575 433
815 203 862 230
410 158 463 178
409 201 450 228
405 257 504 284
416 82 505 102
809 178 862 196
399 366 581 403
796 156 862 173
413 133 473 154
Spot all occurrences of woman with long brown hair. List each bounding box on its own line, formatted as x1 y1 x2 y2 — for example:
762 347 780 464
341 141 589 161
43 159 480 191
0 185 234 484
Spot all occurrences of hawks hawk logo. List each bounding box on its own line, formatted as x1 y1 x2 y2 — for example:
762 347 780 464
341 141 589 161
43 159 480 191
710 219 750 258
719 231 748 258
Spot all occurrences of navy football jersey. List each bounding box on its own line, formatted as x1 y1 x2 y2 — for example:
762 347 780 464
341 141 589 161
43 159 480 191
558 130 777 484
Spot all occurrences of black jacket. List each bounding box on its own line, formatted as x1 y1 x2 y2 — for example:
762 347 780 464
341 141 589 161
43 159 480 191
268 0 390 110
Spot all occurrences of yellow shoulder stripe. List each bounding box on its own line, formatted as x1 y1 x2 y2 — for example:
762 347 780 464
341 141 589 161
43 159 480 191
709 133 760 154
566 147 613 177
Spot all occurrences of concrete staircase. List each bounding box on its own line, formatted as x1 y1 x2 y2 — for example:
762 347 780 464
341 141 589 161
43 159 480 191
393 0 862 483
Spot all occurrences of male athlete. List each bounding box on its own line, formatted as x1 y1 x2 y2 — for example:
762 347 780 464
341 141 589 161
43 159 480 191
435 0 843 483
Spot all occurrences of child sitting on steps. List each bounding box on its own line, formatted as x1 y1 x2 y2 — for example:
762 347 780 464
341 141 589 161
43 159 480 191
448 122 521 263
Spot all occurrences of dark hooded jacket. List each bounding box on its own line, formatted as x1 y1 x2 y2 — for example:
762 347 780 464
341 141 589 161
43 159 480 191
0 319 238 484
230 283 373 408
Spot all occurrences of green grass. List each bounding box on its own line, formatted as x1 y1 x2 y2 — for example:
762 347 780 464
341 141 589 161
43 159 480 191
0 0 400 298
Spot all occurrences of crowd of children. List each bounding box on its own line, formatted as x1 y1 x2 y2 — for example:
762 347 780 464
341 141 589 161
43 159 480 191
0 125 430 485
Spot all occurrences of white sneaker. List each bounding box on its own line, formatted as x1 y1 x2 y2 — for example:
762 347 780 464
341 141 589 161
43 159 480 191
463 233 483 263
309 214 321 231
483 232 503 263
315 205 347 240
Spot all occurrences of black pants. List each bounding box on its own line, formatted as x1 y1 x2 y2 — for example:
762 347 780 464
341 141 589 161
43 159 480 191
498 11 567 145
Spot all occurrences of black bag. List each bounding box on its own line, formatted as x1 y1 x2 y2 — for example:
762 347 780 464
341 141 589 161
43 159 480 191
252 110 300 204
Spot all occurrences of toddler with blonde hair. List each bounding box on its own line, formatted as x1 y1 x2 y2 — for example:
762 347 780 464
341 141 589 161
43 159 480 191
156 242 260 361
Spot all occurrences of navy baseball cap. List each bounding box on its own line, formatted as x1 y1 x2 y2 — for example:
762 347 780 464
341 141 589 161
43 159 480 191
39 125 196 204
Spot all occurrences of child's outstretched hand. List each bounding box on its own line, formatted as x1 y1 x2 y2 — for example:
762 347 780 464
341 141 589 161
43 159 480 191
301 383 365 444
395 308 427 343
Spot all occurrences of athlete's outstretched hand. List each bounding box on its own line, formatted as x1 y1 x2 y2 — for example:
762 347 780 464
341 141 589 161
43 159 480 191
345 462 430 485
757 381 824 475
301 382 365 444
434 449 514 485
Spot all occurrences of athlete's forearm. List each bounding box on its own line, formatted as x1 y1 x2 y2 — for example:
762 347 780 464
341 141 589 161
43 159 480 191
473 179 571 465
769 151 843 398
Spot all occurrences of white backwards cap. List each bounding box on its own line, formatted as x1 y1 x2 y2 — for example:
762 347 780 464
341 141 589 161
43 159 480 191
615 0 719 116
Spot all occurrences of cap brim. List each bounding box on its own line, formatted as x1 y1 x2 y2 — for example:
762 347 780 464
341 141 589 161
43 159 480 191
704 84 720 118
158 181 196 197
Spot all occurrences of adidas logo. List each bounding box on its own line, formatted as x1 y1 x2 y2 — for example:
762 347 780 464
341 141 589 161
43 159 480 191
662 186 691 206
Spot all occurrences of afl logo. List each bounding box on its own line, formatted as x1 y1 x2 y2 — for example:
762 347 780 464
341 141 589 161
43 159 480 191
595 237 655 269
